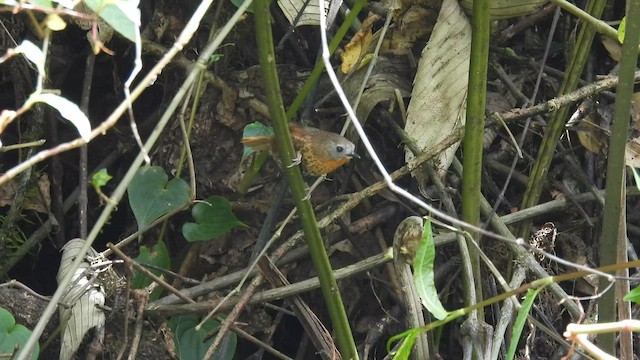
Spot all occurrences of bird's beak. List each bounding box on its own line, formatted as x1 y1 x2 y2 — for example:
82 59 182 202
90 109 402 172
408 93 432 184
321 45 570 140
348 152 360 160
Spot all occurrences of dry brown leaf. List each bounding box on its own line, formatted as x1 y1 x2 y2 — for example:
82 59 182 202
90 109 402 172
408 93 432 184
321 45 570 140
381 0 440 55
342 56 412 126
575 116 606 154
601 35 622 62
404 0 471 186
0 173 51 213
340 13 381 74
626 136 640 168
631 92 640 130
277 0 323 26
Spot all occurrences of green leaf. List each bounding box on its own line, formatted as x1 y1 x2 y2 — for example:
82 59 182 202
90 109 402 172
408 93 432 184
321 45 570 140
30 0 53 7
413 217 448 320
208 53 224 64
131 240 170 299
168 315 236 360
391 332 417 360
242 122 273 138
131 241 170 288
0 308 39 360
387 328 419 357
507 287 542 360
241 122 273 162
127 166 190 229
91 168 112 189
624 285 640 304
618 17 626 43
182 196 247 242
83 0 140 42
30 93 91 141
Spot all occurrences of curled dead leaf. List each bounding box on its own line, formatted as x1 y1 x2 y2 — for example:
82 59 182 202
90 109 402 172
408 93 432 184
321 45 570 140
340 13 381 74
575 117 607 154
0 173 51 213
626 136 640 168
405 0 471 189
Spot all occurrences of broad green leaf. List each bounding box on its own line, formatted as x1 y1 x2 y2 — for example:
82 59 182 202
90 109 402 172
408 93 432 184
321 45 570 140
387 328 419 356
168 315 236 360
131 240 170 296
30 93 91 141
0 308 39 360
127 166 190 229
91 168 112 188
413 217 448 320
208 53 224 65
31 0 53 7
618 17 626 43
182 196 247 242
391 332 417 360
241 122 273 162
83 0 140 42
242 121 273 138
624 285 640 304
507 287 542 360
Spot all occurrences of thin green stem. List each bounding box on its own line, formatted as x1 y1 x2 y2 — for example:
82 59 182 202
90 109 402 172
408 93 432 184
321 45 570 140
551 0 640 53
551 0 616 39
597 0 640 353
236 151 269 195
253 1 358 359
463 0 490 319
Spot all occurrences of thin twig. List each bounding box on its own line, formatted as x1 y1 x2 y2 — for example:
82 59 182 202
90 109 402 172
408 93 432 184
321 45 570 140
107 243 195 304
78 52 95 239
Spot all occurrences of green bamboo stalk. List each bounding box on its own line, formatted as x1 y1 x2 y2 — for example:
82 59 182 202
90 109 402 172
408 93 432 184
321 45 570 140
253 1 358 358
518 0 606 239
597 1 640 353
462 0 490 318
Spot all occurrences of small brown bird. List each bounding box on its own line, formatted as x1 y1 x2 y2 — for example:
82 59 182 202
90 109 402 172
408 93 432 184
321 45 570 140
241 124 358 176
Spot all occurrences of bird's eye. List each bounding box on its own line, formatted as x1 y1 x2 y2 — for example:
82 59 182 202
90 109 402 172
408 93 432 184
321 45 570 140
336 145 344 153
